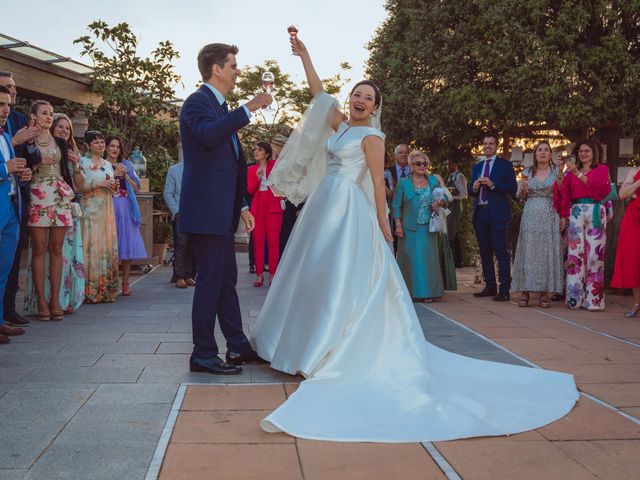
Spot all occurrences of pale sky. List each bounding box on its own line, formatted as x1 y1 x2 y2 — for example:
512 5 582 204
3 0 388 101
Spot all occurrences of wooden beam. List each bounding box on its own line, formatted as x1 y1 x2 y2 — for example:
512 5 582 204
0 49 101 106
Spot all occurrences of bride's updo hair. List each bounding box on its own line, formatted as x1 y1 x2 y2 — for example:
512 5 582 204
349 80 382 107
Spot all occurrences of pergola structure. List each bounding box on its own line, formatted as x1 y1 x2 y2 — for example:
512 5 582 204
0 33 100 135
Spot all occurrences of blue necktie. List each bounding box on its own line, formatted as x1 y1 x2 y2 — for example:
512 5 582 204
221 102 239 158
479 159 491 203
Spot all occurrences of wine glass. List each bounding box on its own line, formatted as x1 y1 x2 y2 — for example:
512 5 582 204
262 71 275 111
288 24 299 56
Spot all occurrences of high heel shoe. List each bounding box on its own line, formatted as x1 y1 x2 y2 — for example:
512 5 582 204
50 307 64 321
518 293 529 307
253 275 264 287
539 293 550 308
625 303 640 318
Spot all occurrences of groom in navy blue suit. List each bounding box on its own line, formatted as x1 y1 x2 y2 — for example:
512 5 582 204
468 134 517 302
179 43 271 374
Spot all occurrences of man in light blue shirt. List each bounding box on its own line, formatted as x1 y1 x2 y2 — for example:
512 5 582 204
163 158 195 288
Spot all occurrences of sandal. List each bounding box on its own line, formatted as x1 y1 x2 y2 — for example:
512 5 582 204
518 293 529 307
50 309 64 321
37 302 51 321
253 275 264 287
539 293 550 308
625 303 640 318
122 283 131 296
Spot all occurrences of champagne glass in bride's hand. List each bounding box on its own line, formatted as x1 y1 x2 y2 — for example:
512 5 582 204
288 24 299 53
262 71 275 111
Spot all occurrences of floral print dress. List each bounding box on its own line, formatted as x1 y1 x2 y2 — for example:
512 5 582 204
28 141 73 227
555 165 611 310
79 156 119 303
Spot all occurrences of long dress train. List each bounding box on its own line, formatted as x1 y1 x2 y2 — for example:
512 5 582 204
252 93 578 443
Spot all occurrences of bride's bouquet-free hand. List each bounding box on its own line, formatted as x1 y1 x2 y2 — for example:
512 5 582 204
429 186 452 234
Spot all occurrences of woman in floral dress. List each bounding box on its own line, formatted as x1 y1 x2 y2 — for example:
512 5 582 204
24 114 86 315
79 131 119 303
555 140 611 311
25 101 74 320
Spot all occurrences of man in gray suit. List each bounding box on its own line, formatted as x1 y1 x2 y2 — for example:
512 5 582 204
164 159 195 288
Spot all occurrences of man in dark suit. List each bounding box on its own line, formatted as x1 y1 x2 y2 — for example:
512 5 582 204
0 71 37 328
179 43 271 375
384 143 410 253
468 134 517 302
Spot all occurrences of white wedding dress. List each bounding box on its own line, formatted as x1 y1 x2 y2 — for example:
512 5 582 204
251 94 578 443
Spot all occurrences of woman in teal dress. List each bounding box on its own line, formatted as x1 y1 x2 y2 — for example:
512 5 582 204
392 150 447 302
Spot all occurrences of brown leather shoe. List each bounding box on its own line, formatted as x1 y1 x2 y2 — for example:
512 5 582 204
185 277 196 286
0 324 25 336
175 278 188 289
0 333 10 344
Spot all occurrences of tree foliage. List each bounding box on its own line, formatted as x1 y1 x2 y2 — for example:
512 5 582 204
74 21 182 201
226 60 351 156
367 0 640 162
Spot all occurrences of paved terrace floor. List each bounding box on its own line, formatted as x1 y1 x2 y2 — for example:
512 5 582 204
0 257 639 479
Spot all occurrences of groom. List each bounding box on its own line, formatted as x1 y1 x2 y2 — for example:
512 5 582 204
180 43 271 374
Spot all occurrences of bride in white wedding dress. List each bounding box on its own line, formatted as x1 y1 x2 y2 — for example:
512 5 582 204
251 36 578 442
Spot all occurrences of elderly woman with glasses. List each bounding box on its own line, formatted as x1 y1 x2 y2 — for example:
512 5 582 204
392 150 447 302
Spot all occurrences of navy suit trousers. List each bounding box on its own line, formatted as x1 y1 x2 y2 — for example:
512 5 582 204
473 206 511 294
190 230 251 359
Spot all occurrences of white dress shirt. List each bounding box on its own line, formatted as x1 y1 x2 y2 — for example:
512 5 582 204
0 133 16 196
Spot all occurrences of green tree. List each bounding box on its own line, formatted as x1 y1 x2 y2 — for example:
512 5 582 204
226 59 351 157
74 21 182 197
367 0 640 165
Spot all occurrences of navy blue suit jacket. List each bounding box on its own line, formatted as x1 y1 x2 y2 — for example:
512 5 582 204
468 156 517 224
178 85 250 235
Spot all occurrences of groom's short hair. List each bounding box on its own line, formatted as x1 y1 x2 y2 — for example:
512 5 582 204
198 43 239 81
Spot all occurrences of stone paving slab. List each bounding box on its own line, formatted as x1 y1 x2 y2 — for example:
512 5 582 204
0 386 95 469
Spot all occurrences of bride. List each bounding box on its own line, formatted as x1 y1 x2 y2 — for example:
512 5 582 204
251 36 578 442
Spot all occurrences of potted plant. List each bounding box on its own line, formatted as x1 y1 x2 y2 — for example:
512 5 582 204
152 221 172 266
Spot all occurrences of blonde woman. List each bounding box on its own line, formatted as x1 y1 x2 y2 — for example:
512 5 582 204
24 113 85 316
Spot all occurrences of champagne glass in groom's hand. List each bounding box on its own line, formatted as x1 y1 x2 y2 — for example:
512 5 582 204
245 92 273 112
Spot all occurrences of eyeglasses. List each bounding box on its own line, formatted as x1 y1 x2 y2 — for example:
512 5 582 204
413 161 428 167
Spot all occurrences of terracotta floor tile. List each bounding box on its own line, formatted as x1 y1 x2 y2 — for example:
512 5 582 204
172 410 294 444
284 383 299 397
472 326 550 338
554 440 640 480
181 384 286 411
584 349 640 365
159 443 302 480
580 383 640 408
434 438 596 480
297 440 444 480
621 407 640 419
537 398 640 440
566 364 640 384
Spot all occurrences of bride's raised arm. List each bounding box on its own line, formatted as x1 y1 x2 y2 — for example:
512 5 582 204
291 37 345 131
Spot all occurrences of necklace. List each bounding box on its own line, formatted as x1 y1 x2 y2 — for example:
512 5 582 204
35 134 53 147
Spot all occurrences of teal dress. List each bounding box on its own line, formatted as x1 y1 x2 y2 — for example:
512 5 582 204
392 175 444 299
